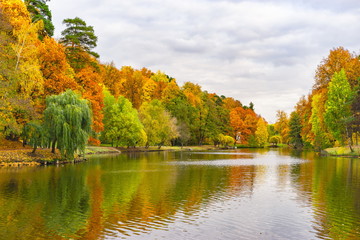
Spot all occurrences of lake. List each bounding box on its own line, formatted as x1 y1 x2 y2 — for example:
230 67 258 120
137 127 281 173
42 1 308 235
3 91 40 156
0 149 359 239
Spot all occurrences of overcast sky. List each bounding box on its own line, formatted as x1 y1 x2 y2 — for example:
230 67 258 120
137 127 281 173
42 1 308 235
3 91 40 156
48 0 360 123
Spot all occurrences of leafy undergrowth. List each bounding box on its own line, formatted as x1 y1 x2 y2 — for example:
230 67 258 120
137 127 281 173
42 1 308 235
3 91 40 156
0 139 31 150
0 149 62 166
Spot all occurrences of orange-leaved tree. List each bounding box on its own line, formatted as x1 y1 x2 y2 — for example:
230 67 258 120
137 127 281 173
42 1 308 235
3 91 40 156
230 107 258 144
76 66 104 144
38 36 79 102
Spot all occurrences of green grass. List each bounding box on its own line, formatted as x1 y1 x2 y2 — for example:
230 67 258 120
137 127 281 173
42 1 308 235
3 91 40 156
324 146 360 156
85 146 120 154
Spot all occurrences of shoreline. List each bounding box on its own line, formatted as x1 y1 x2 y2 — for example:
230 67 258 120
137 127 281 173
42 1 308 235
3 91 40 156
4 145 359 167
0 146 121 167
0 145 230 167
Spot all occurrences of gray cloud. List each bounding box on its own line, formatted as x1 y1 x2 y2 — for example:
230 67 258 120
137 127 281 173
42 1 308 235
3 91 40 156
48 0 360 122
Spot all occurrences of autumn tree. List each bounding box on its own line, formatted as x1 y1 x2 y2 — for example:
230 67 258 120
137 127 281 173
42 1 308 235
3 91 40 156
161 80 180 104
38 36 78 100
314 47 360 90
43 90 92 159
24 0 54 38
310 93 331 150
0 0 43 139
295 95 313 147
181 82 204 144
151 70 170 100
325 69 355 150
222 97 242 111
117 66 145 109
230 106 258 144
76 66 104 139
274 110 289 144
255 118 268 147
100 62 122 97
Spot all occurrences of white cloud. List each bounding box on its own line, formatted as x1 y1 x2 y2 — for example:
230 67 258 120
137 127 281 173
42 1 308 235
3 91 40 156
48 0 360 122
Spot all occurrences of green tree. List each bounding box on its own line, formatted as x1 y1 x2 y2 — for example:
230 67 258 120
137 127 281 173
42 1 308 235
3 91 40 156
25 0 54 38
325 69 355 150
218 134 235 147
43 90 92 159
139 100 179 148
22 121 44 153
164 93 196 145
101 90 145 147
60 17 98 69
269 135 281 146
288 111 303 149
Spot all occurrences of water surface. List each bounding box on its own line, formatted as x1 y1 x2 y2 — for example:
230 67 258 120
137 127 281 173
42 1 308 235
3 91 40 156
0 149 359 239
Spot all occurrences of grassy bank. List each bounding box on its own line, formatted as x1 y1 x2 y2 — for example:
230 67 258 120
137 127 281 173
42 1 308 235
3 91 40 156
0 145 121 167
323 146 360 157
0 143 237 167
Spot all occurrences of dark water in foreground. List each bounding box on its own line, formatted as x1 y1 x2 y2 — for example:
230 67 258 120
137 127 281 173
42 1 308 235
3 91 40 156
0 149 360 239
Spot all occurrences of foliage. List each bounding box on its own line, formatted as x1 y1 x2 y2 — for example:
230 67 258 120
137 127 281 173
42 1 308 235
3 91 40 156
255 118 268 147
60 17 98 70
269 135 281 146
310 93 331 150
230 106 258 144
139 100 179 148
314 47 360 90
274 110 289 144
43 90 92 160
24 0 54 38
38 36 78 99
76 66 104 134
0 0 43 139
101 90 145 147
22 121 44 153
217 134 234 147
117 66 146 109
295 95 313 147
288 111 303 148
325 69 355 148
0 1 264 150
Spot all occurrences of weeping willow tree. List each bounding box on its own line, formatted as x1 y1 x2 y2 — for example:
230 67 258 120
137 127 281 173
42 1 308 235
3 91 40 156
22 121 44 153
43 90 92 160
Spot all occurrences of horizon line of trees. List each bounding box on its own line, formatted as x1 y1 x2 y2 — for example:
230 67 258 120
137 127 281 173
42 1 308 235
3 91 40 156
0 0 269 159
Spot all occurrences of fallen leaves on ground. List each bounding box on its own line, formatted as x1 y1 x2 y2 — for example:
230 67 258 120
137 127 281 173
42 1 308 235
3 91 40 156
0 149 62 166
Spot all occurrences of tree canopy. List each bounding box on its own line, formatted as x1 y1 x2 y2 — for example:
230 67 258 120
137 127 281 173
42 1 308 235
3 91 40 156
43 90 92 159
25 0 54 38
325 69 355 148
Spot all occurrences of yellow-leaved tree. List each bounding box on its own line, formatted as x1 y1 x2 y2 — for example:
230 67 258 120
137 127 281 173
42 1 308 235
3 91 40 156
255 118 268 147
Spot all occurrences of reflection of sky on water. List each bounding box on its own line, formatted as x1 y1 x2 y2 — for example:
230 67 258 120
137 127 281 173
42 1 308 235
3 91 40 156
171 151 307 166
169 158 306 166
